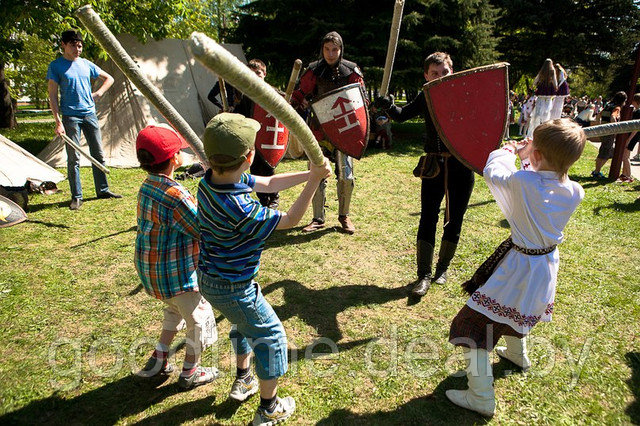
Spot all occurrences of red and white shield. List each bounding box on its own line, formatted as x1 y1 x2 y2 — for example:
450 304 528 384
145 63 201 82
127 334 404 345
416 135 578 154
311 83 370 159
253 103 289 168
424 63 510 175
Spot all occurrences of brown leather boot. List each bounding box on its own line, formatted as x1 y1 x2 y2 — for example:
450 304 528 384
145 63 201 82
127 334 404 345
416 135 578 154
302 218 325 232
338 215 355 234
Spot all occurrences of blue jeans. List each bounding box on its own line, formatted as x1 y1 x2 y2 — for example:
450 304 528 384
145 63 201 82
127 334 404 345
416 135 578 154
198 273 288 380
62 114 109 200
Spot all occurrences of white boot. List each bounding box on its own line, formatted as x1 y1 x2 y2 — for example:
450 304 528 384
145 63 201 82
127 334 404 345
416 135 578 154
495 336 531 371
446 348 495 417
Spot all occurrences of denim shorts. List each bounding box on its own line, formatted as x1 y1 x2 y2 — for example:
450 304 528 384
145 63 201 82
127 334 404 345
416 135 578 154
198 273 288 380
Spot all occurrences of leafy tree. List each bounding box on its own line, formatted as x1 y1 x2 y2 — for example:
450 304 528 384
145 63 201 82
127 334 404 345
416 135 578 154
396 0 500 95
490 0 640 94
230 0 499 96
7 34 57 109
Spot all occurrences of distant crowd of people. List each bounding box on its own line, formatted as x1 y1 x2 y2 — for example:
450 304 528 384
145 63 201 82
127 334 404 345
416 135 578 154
507 58 639 183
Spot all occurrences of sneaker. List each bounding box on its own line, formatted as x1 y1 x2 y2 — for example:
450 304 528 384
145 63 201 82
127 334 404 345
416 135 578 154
69 198 83 210
338 215 355 234
302 218 325 232
229 374 259 401
135 356 175 378
590 170 606 179
252 396 296 426
632 154 640 161
177 365 218 390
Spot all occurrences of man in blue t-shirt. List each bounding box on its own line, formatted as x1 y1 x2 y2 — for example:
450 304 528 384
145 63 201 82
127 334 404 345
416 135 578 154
47 30 121 210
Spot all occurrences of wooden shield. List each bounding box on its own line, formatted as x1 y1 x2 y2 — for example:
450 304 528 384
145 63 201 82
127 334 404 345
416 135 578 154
0 195 27 228
423 63 510 174
252 103 290 168
311 83 370 159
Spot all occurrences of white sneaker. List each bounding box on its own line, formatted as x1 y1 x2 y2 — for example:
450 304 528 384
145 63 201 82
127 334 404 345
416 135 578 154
252 396 296 425
177 365 219 390
229 375 259 401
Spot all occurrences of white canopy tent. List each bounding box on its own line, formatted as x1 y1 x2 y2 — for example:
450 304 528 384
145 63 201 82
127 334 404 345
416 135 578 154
0 134 64 188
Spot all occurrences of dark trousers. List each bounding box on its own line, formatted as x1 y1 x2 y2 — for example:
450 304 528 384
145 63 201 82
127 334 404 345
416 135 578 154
250 155 277 207
417 156 474 245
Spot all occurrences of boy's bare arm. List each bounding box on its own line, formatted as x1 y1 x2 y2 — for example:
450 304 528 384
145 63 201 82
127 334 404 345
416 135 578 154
253 171 311 193
276 158 331 229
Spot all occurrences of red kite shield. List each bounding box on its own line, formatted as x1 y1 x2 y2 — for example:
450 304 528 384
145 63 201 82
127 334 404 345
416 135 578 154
423 63 510 174
311 83 370 159
253 103 290 168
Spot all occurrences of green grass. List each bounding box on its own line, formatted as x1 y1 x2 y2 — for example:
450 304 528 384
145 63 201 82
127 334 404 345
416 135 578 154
2 120 55 156
15 110 54 120
0 122 639 425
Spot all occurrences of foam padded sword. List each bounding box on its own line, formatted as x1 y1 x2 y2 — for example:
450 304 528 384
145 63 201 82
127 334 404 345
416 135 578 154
75 5 207 164
189 33 325 166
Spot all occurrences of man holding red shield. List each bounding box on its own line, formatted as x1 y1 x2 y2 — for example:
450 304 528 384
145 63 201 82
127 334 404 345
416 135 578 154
291 31 367 234
377 52 475 297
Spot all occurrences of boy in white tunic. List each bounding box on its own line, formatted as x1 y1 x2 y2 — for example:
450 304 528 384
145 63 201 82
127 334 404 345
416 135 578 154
446 118 586 416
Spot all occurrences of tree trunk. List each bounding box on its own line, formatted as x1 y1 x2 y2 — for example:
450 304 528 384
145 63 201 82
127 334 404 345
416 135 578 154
0 62 17 129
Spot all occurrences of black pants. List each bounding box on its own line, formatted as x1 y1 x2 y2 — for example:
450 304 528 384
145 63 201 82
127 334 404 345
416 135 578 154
250 155 278 207
417 156 474 245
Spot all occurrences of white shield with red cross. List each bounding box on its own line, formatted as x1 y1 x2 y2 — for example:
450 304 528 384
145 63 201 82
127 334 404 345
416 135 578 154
252 103 290 168
311 83 370 159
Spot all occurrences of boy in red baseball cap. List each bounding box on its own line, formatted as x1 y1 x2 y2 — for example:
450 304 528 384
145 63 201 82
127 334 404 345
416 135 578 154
133 124 219 390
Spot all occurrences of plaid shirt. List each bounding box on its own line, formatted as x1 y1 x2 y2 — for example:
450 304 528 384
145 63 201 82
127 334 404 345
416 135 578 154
135 174 199 299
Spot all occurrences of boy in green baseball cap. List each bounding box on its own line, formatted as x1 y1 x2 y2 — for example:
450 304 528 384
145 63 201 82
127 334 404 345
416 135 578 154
196 113 330 425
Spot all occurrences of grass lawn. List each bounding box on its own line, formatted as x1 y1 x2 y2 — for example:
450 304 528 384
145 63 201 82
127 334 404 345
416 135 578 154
0 121 639 425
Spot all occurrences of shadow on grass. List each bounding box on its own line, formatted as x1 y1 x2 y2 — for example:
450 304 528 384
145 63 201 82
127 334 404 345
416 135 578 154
317 373 490 425
71 225 137 248
626 352 640 424
27 195 127 214
317 357 525 425
593 197 640 215
27 219 70 229
569 174 615 190
267 226 340 249
0 374 191 425
134 395 218 425
129 283 144 296
27 199 74 212
263 280 407 342
291 337 376 359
